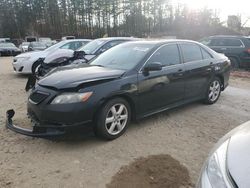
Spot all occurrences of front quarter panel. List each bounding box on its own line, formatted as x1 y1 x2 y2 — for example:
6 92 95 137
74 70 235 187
79 74 139 117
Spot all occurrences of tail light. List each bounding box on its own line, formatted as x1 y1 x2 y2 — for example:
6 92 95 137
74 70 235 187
246 48 250 54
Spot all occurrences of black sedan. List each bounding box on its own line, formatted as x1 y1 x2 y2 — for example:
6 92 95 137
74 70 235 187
6 40 231 140
0 42 21 56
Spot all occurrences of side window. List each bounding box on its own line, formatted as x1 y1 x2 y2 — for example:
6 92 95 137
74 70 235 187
225 39 244 47
210 38 226 46
60 42 73 49
201 48 213 59
147 44 181 66
180 43 203 62
60 42 83 50
200 38 212 46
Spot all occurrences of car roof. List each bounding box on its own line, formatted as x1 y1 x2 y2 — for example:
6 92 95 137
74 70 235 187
124 39 201 46
95 37 141 41
207 35 249 39
63 39 92 42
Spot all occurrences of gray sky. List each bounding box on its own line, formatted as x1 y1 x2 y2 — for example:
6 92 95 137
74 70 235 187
172 0 250 26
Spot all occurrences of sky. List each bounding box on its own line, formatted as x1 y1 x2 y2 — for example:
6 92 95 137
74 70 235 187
172 0 250 26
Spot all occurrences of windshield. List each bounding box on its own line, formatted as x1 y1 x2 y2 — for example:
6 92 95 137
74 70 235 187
22 42 30 46
78 39 106 54
39 38 51 42
90 43 154 70
0 43 16 48
31 42 47 48
44 41 66 52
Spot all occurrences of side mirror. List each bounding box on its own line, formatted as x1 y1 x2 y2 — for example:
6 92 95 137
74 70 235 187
143 62 163 72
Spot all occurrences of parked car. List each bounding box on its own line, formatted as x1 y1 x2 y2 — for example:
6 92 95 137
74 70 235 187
0 42 21 56
77 37 140 60
12 39 91 74
0 38 11 43
38 37 53 47
25 36 38 42
6 40 231 140
31 37 140 79
19 42 30 52
28 41 47 51
197 120 250 188
62 36 75 40
200 35 250 69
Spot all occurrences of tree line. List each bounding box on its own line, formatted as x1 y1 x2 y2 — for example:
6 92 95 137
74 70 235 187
0 0 240 40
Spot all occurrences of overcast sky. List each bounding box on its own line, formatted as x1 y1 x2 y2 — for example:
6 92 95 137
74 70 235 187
172 0 250 26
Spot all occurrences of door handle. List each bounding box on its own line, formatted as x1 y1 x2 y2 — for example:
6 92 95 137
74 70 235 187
210 62 213 65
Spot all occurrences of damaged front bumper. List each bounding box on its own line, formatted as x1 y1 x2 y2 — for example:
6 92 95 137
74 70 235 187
6 109 66 137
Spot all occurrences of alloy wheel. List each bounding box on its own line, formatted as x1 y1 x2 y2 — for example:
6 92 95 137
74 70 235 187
208 80 221 102
105 103 128 135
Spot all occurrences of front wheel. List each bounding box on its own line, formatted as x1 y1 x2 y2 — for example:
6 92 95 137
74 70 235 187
94 98 131 140
204 77 221 104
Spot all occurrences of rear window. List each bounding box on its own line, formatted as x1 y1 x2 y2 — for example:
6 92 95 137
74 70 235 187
180 43 203 62
201 48 213 59
210 38 244 47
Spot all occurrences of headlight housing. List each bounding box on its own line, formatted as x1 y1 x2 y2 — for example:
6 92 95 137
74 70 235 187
198 139 234 188
15 57 31 62
51 92 93 104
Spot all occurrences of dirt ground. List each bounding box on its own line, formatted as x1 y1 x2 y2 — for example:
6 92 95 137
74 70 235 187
0 57 250 188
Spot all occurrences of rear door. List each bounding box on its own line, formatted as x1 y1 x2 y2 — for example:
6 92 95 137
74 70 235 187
138 43 185 114
179 42 213 100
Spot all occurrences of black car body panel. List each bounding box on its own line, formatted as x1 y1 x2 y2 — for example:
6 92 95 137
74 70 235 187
7 40 230 137
38 66 125 89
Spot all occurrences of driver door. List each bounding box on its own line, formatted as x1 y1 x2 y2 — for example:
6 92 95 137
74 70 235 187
137 44 185 115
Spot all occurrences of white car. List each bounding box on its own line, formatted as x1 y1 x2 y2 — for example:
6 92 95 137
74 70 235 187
12 39 91 74
197 121 250 188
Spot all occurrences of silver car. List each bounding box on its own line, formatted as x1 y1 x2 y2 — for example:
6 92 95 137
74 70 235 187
197 121 250 188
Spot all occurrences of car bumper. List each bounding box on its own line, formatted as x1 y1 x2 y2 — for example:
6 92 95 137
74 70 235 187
6 109 91 137
0 51 21 56
12 61 32 74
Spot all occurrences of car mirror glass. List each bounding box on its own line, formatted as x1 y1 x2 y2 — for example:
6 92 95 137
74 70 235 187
143 62 163 72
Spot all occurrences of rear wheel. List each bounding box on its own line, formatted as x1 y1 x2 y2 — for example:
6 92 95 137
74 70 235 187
94 98 131 140
204 77 221 104
229 57 240 69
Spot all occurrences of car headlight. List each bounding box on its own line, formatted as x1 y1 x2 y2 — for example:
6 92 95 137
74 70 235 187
51 92 93 104
15 57 31 62
198 139 234 188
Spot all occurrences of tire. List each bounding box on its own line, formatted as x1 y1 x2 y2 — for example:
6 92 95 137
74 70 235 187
229 57 240 70
94 98 131 140
31 61 41 75
204 77 222 105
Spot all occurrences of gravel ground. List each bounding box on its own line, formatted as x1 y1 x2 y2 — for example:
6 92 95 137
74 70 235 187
0 57 250 188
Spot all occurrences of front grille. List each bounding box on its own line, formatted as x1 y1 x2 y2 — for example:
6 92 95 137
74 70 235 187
29 91 49 104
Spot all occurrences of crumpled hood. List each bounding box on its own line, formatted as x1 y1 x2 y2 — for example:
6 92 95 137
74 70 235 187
38 65 125 89
44 49 74 64
227 121 250 187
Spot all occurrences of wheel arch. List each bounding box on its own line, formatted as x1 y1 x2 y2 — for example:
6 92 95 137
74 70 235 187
214 74 225 90
94 93 137 122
